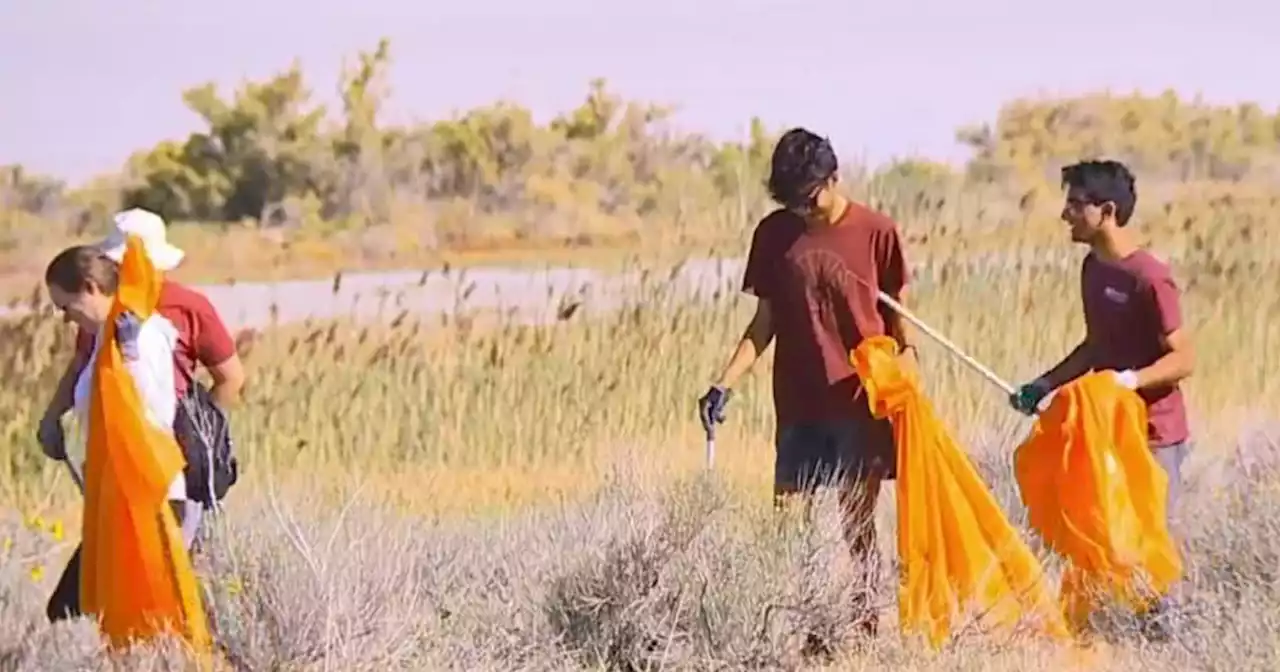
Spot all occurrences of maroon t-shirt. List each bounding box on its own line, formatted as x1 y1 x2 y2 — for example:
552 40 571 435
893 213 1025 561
1081 250 1189 447
75 280 236 398
741 202 910 426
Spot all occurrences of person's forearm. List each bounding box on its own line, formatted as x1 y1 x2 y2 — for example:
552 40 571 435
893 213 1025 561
714 336 764 390
888 317 914 350
883 293 915 351
206 356 247 409
713 301 774 389
42 359 83 420
1136 349 1194 389
1040 340 1093 390
714 313 776 389
209 381 242 408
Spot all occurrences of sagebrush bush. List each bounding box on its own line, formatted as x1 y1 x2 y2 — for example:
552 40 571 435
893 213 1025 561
2 434 1279 670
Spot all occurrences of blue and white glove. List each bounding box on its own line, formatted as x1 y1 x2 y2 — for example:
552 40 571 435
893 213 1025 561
116 311 142 361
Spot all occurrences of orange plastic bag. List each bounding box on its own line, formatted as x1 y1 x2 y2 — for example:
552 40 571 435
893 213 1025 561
80 235 212 660
1013 371 1182 632
851 336 1067 649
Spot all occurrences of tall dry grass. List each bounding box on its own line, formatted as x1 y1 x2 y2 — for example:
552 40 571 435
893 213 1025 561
2 190 1280 668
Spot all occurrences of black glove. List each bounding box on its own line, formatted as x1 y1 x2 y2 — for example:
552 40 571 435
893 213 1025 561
37 414 67 460
697 386 732 437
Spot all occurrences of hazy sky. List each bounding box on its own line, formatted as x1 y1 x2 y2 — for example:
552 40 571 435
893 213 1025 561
3 0 1277 185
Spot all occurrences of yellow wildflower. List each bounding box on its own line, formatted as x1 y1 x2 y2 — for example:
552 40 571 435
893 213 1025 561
29 564 45 582
49 519 64 542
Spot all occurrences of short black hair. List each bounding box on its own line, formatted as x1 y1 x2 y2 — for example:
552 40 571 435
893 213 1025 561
766 128 838 206
1061 159 1137 226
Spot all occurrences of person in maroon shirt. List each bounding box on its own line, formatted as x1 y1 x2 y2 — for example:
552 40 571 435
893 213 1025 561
698 128 918 649
1009 159 1195 641
65 281 242 399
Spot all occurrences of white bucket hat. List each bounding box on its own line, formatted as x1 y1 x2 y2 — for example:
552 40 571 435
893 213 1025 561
97 208 185 271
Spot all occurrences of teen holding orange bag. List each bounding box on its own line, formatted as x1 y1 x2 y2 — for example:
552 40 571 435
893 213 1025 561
1010 159 1196 640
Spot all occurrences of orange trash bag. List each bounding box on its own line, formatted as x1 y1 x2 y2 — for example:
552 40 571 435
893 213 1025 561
851 336 1068 649
80 235 212 660
1013 371 1182 632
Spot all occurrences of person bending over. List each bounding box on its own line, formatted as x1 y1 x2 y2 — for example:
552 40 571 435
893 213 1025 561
698 128 918 645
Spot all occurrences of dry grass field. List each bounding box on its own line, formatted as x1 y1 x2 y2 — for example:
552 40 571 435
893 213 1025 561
3 194 1280 669
5 54 1280 667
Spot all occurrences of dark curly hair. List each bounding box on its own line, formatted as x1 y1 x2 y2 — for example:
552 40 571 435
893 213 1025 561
1061 159 1137 227
766 128 838 207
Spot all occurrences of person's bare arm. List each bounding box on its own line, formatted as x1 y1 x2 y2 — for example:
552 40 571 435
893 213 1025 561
207 355 246 407
37 347 90 458
875 222 916 361
713 299 775 389
716 217 779 390
883 287 916 351
1038 339 1094 391
1135 330 1194 389
880 286 920 382
42 348 90 421
194 294 246 407
1134 272 1193 389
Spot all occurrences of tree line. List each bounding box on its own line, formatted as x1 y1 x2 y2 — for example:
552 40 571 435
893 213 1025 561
4 38 1279 251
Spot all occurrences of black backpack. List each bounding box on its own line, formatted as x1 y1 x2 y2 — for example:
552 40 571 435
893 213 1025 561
172 377 239 510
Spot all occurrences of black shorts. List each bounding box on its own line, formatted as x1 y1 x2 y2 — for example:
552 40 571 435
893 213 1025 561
774 418 896 491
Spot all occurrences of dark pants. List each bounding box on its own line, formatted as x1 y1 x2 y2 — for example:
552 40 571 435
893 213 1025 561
47 499 204 623
774 420 894 637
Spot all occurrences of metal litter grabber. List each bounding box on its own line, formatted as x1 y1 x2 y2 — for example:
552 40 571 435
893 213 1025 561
700 389 731 470
704 425 717 469
869 286 1017 397
65 459 85 493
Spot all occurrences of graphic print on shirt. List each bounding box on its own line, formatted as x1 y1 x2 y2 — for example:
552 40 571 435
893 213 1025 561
1102 286 1130 305
788 245 880 349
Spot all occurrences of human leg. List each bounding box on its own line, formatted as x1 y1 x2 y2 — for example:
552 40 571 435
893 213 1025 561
838 472 883 637
170 498 205 551
830 418 892 638
45 500 204 624
774 422 857 659
775 419 890 650
46 544 83 623
1152 440 1190 535
1141 440 1191 641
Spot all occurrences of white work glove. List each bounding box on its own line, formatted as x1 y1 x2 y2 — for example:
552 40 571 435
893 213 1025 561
1111 369 1139 390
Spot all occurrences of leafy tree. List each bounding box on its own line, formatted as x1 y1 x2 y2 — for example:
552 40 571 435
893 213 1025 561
957 90 1280 183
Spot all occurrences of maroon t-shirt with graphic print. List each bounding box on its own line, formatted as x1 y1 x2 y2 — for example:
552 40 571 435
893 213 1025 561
741 202 910 427
75 280 236 398
1081 250 1189 447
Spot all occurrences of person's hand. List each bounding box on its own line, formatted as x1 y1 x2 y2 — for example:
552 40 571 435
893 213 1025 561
1110 369 1140 390
896 344 920 380
116 311 141 361
37 413 67 460
697 386 732 437
1009 379 1051 416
